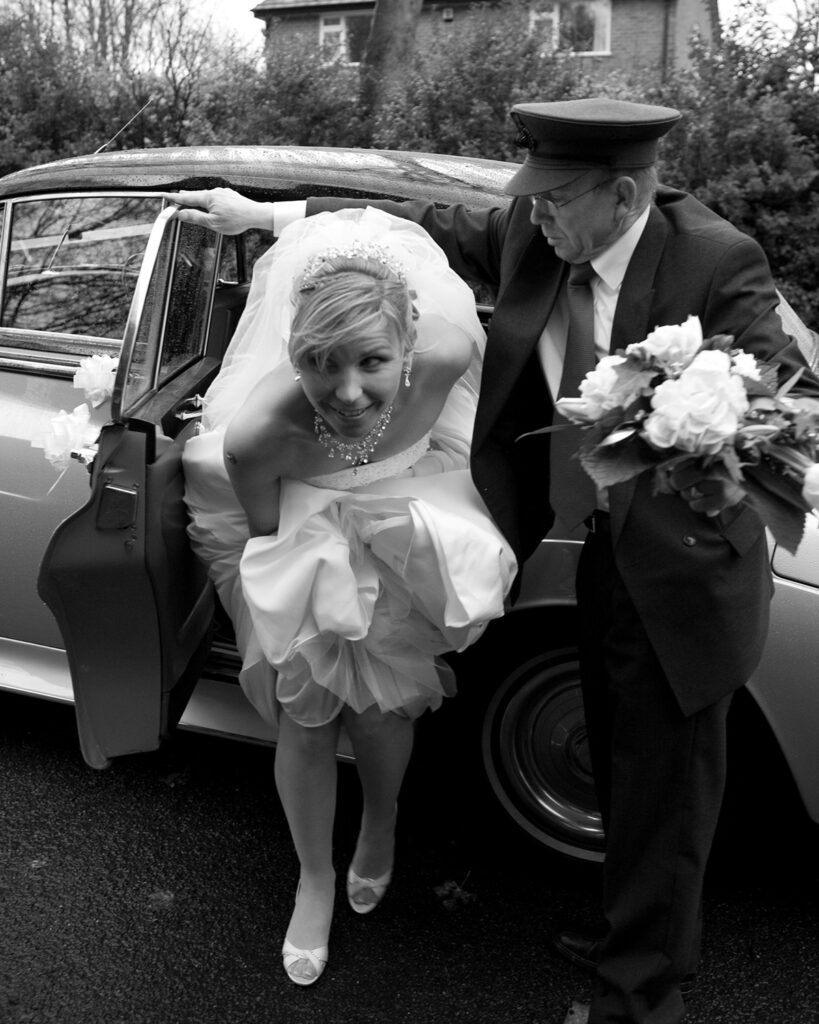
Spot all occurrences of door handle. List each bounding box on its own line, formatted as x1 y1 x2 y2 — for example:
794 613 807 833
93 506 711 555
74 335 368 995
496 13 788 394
71 444 99 466
175 395 204 421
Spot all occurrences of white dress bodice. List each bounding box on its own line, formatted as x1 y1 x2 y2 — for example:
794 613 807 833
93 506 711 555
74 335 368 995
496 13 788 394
304 434 431 490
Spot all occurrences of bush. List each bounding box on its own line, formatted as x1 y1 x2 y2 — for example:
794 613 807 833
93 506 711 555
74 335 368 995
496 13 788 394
209 46 369 149
370 1 592 158
651 28 819 324
0 0 815 323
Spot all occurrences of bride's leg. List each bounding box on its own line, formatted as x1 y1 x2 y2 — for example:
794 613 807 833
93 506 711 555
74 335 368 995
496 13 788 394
275 711 340 963
342 705 414 881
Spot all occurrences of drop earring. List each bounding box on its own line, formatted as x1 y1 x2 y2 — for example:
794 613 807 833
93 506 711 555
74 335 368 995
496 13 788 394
293 370 302 382
403 363 412 388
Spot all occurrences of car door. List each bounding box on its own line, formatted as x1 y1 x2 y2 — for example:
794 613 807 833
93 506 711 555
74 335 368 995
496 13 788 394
38 205 223 768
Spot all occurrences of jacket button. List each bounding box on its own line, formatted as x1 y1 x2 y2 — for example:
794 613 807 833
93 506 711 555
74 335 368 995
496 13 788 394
682 535 697 547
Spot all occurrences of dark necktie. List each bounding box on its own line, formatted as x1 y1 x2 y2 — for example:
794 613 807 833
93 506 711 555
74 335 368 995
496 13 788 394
549 261 599 530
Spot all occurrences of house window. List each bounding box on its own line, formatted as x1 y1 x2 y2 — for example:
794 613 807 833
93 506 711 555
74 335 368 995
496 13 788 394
319 12 372 63
530 1 611 55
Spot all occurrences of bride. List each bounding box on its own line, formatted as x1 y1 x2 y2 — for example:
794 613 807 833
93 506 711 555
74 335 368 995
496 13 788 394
181 205 516 986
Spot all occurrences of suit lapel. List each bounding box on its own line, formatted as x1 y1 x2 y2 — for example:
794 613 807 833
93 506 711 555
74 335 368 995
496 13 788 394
473 229 564 447
609 205 668 353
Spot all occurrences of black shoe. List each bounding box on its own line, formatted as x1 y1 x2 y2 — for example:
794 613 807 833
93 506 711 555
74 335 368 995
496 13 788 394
551 931 698 1001
552 931 600 971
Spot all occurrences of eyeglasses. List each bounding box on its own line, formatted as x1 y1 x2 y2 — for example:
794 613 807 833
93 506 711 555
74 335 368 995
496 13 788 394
530 175 617 210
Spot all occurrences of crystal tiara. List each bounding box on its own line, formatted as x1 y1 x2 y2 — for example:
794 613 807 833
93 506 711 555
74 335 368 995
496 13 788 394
298 240 407 291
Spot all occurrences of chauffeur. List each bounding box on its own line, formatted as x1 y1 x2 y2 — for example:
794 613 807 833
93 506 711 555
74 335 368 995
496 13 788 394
169 97 819 1024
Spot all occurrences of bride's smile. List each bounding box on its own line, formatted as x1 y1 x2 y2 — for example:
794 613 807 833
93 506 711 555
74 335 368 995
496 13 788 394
301 327 405 440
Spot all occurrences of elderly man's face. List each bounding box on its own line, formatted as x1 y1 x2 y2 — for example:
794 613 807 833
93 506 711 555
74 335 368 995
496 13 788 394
529 171 629 264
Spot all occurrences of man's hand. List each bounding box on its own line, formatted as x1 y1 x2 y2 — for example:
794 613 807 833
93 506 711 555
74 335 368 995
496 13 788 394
161 187 271 235
668 458 744 518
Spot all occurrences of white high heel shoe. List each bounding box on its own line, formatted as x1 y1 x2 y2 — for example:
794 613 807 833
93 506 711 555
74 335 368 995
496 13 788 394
281 881 331 986
281 938 328 986
346 866 393 915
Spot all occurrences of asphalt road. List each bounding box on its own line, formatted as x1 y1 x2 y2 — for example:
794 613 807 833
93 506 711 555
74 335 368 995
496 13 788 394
1 690 817 1024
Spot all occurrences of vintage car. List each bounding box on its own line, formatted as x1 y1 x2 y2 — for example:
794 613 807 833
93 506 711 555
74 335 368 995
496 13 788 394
1 146 817 863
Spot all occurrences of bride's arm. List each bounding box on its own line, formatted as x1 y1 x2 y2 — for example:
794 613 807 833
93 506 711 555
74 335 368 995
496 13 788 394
415 315 474 382
222 381 286 537
223 439 282 538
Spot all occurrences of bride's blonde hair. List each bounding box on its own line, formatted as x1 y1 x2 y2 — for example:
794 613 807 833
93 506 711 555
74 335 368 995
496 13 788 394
288 255 417 373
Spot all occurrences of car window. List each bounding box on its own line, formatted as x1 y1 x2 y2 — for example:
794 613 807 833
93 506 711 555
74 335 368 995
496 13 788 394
217 228 273 285
116 217 221 417
1 195 162 349
159 225 219 381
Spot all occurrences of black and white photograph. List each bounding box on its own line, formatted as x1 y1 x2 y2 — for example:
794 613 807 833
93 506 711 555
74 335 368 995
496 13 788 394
1 1 817 1022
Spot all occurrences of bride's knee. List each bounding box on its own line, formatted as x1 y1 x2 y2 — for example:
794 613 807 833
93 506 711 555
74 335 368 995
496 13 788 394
344 704 410 744
278 713 339 757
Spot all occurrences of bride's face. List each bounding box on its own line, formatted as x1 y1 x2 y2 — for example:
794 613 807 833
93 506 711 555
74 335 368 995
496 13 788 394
301 323 406 439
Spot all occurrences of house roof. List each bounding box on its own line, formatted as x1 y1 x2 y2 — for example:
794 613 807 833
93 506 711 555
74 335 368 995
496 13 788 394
253 0 362 11
252 0 468 13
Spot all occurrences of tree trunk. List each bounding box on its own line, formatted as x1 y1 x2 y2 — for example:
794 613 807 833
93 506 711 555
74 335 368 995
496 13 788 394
360 0 424 114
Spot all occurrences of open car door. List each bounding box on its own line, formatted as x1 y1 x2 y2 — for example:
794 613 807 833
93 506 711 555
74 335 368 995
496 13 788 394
38 206 222 768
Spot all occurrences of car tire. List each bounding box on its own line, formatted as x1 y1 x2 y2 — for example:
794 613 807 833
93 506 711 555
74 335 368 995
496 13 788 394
480 645 605 862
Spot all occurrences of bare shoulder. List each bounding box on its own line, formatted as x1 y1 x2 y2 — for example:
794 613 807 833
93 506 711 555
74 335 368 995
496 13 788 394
415 314 477 384
223 366 307 476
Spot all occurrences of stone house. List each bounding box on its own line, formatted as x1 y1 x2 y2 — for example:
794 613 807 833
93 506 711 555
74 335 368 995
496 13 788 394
250 0 721 80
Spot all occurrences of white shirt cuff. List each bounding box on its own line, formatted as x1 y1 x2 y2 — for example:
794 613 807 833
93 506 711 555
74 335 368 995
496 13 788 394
272 200 307 235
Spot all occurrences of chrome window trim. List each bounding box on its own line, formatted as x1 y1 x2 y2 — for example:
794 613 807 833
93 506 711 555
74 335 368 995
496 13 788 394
0 199 8 315
0 355 78 376
113 204 179 421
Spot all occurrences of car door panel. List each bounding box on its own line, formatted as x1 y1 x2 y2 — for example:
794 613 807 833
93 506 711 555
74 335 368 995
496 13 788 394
0 364 117 656
38 419 213 767
37 207 220 767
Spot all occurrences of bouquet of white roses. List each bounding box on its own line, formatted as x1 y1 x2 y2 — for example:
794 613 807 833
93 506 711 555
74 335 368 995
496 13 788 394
555 316 819 554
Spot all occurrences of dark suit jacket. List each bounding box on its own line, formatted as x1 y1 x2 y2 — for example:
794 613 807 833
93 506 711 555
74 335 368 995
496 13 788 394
309 189 819 714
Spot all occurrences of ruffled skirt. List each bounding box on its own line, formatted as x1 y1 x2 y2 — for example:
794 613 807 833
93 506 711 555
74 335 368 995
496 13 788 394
183 431 517 728
241 471 516 726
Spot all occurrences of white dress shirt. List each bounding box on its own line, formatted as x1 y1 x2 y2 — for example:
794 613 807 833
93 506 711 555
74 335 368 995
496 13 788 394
537 206 651 398
273 200 308 235
536 207 651 514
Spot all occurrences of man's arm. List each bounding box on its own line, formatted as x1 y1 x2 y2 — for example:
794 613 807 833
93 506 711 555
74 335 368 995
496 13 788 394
659 225 819 515
162 188 299 235
702 235 819 397
164 187 509 293
307 196 508 294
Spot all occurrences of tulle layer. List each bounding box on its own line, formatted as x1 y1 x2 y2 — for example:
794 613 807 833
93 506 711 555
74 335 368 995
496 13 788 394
240 471 516 726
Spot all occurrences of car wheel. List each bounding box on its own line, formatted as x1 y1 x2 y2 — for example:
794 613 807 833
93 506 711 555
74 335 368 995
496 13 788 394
481 646 605 862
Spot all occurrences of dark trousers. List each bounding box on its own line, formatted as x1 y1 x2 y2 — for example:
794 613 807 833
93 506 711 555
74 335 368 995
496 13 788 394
576 519 732 1024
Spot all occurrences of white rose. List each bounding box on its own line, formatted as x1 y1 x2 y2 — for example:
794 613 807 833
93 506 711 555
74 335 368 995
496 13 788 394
557 355 654 423
73 354 118 407
642 349 749 454
730 350 761 381
43 404 97 470
803 463 819 512
626 316 703 374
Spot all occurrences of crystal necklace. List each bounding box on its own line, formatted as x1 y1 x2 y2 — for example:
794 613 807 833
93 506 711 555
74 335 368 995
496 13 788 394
313 403 394 468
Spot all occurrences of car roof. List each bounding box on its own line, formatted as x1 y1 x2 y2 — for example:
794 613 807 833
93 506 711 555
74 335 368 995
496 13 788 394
0 145 516 208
